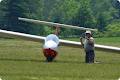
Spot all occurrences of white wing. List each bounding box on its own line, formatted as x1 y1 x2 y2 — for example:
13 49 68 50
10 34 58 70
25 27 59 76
60 39 120 53
0 29 45 42
0 29 119 53
18 17 97 31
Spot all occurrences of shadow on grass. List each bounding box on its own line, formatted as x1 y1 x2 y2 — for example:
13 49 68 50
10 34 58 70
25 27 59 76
0 57 85 64
53 60 120 64
0 58 45 62
0 58 118 64
54 60 84 64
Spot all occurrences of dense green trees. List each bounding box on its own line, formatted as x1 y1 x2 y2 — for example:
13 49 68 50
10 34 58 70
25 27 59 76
0 0 43 34
0 0 120 37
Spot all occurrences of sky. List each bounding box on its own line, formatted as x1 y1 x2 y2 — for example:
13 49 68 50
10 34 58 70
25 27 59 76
0 0 2 3
118 0 120 2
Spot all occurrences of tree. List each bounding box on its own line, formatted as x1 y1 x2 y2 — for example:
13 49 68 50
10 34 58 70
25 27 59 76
97 13 107 31
0 0 120 37
71 0 97 35
0 0 42 34
112 0 120 19
105 20 120 37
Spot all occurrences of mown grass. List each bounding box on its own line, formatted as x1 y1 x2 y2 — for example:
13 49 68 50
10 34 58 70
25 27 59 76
0 37 120 80
63 37 120 47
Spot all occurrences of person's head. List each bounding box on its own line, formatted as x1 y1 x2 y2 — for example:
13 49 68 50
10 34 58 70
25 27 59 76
85 30 92 38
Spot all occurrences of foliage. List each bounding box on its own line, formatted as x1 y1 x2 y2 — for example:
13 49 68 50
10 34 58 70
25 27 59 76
0 0 120 37
105 20 120 37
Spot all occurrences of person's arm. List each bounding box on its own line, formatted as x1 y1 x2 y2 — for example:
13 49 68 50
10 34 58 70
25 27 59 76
80 37 84 48
54 26 60 36
87 38 94 46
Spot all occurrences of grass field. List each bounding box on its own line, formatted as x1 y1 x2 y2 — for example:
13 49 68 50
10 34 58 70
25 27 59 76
0 37 120 80
64 37 120 47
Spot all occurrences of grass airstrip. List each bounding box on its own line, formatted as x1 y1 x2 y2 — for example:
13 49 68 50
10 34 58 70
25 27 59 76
0 37 119 80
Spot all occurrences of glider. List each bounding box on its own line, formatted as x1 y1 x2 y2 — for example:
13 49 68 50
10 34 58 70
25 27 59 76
0 17 120 53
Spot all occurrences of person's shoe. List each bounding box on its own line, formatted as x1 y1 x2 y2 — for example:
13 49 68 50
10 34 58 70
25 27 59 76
46 57 53 62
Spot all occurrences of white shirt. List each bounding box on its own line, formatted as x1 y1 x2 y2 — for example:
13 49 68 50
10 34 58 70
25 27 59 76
84 37 94 51
44 34 59 51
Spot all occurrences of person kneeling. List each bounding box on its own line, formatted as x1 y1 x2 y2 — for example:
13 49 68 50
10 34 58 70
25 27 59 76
43 27 60 62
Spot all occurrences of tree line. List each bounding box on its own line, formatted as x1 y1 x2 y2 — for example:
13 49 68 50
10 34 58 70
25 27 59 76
0 0 120 37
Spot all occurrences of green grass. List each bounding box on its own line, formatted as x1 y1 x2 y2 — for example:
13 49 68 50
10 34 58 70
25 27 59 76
63 37 120 47
95 37 120 47
0 38 120 80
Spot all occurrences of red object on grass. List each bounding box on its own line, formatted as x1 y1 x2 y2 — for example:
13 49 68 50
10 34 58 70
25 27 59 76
43 48 57 58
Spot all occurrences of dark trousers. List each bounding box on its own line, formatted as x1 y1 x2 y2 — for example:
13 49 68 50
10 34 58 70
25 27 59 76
85 50 95 63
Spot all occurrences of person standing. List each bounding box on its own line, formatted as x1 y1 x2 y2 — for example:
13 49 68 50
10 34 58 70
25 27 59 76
80 31 95 63
43 26 60 62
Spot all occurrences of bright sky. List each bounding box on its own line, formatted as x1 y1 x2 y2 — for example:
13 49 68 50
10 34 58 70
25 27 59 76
0 0 2 3
118 0 120 2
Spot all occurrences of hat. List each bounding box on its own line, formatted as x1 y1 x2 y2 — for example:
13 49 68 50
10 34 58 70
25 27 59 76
85 30 91 34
